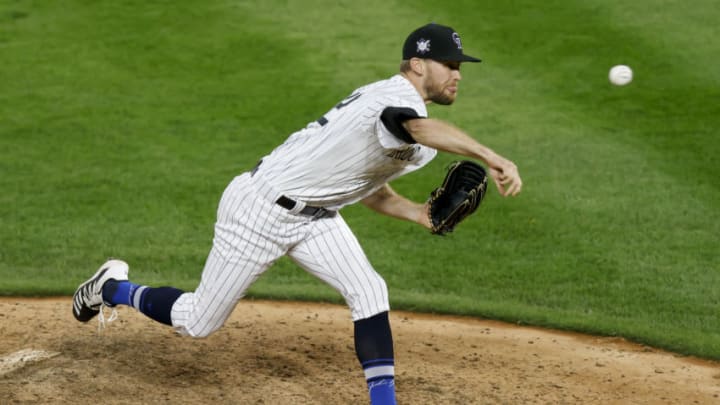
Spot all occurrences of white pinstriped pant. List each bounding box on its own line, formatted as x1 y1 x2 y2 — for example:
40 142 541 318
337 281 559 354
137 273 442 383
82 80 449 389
170 172 389 337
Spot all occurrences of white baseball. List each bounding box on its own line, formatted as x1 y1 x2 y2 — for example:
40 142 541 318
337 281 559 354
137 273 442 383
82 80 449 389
609 65 633 86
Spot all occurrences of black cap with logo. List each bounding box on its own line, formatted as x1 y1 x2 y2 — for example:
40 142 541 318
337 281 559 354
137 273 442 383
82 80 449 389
402 23 481 63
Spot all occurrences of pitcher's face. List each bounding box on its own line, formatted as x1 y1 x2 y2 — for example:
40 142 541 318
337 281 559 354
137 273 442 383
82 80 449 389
424 60 462 105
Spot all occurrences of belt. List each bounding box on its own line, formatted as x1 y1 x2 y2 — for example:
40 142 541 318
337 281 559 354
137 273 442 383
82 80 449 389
250 160 335 220
275 195 335 219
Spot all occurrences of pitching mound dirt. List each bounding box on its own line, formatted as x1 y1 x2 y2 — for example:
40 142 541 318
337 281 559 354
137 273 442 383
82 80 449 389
1 298 718 404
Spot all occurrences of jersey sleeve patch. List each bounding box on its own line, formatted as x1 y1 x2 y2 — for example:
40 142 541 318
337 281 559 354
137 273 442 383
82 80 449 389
380 107 423 144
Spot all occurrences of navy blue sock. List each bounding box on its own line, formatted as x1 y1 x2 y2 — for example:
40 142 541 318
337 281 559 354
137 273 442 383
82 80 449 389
354 312 396 405
102 280 183 326
136 287 184 326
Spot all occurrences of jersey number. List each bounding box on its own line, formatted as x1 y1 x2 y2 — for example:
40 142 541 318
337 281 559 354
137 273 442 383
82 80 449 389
334 92 362 109
317 92 362 126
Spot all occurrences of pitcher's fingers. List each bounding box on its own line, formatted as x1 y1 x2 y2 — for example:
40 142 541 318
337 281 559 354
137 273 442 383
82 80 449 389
493 176 507 196
508 180 522 196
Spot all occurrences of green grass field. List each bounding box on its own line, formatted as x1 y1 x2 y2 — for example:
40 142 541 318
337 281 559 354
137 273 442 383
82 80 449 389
1 1 718 359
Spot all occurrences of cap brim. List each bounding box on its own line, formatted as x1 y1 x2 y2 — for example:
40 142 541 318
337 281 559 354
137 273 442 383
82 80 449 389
459 54 481 62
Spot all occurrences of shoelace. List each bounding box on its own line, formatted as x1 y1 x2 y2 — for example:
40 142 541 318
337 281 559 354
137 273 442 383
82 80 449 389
97 304 119 333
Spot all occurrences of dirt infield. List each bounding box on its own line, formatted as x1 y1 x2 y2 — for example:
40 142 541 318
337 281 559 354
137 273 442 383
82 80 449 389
1 298 719 404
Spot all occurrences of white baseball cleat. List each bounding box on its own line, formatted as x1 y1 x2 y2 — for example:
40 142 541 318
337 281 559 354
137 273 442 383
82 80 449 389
72 259 129 322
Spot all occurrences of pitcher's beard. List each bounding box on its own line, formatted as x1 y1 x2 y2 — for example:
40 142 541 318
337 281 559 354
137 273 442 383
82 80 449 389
426 84 456 105
429 92 455 105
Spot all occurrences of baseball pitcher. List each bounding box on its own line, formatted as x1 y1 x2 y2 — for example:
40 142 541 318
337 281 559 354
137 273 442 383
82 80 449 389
72 23 522 405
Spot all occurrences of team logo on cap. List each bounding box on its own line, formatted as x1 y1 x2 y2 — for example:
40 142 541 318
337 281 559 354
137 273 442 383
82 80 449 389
452 32 462 49
416 38 431 54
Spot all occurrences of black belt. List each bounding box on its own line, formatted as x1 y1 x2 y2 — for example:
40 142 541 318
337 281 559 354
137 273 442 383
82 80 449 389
276 195 335 219
251 160 334 219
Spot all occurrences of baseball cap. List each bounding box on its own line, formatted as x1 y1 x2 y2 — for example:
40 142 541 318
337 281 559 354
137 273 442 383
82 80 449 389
402 23 481 63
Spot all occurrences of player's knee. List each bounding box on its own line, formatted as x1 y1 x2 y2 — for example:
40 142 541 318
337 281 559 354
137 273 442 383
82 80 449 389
375 276 389 300
348 277 390 320
174 322 222 338
186 329 214 338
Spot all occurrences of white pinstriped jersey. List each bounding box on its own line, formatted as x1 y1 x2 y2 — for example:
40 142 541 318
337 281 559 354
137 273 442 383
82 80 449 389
256 74 437 210
171 75 434 335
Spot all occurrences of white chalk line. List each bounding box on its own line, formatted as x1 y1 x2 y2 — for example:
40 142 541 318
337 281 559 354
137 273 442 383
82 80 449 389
0 349 61 376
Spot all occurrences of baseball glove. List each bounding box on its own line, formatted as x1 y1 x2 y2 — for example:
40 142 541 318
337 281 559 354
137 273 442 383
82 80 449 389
428 160 489 235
